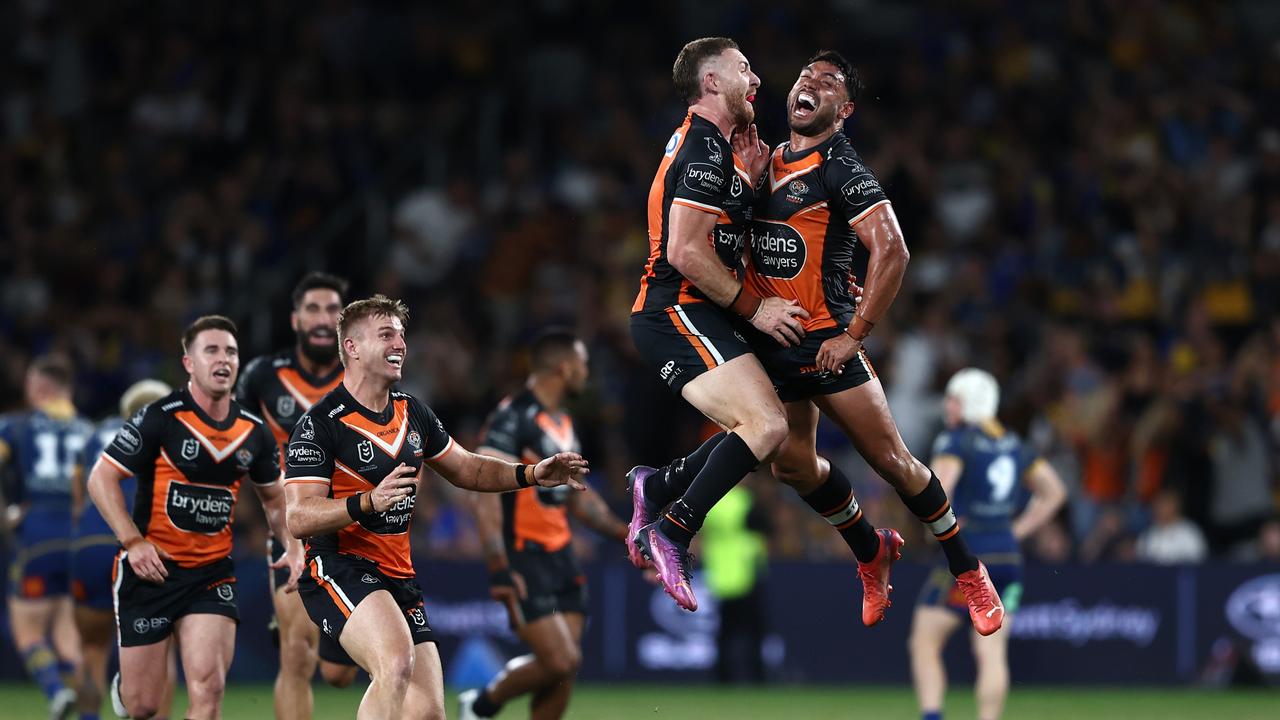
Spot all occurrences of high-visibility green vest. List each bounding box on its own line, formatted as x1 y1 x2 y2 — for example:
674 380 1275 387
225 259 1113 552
701 486 766 600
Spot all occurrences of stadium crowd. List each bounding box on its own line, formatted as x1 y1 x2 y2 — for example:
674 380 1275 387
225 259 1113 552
2 0 1278 566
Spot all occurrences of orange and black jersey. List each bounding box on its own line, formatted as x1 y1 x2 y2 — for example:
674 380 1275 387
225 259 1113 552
283 385 453 579
633 112 756 313
745 132 890 331
100 388 279 568
478 390 580 553
236 349 343 467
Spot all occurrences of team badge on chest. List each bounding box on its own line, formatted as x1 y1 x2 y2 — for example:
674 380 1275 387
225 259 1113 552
276 395 296 418
408 430 421 451
236 448 253 467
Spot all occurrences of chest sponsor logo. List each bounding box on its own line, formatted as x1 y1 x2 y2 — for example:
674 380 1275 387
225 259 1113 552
287 442 326 468
299 416 316 440
705 137 723 164
683 163 725 196
357 440 375 464
115 424 142 455
166 482 234 534
752 224 807 279
181 439 200 461
364 492 417 534
276 395 296 418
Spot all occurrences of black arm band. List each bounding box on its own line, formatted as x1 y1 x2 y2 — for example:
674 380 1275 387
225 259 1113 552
347 493 370 522
515 464 532 488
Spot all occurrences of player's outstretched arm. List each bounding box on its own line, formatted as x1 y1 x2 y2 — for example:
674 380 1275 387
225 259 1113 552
429 445 588 494
1012 459 1068 541
567 486 628 542
285 463 418 537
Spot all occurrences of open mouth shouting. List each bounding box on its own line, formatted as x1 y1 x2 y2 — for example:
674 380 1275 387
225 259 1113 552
308 327 336 343
385 352 404 371
212 367 233 383
793 91 817 119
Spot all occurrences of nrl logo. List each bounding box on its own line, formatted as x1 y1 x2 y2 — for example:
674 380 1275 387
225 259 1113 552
216 583 235 601
299 415 316 440
276 395 296 418
181 439 200 461
358 440 374 464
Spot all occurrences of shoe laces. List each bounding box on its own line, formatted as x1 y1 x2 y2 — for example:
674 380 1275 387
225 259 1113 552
957 571 993 608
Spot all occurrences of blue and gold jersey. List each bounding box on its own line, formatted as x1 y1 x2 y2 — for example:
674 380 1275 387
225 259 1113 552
931 422 1041 557
0 404 93 545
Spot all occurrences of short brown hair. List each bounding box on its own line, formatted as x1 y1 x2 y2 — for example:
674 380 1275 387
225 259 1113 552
337 295 409 364
181 315 238 354
673 37 739 104
29 354 74 388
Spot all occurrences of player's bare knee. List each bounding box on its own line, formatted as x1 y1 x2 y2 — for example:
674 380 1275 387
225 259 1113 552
544 646 581 679
124 690 161 719
280 636 319 677
374 649 415 689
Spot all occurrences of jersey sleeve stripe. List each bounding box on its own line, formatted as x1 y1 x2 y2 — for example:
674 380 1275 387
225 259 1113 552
284 477 331 486
848 198 891 226
671 198 723 215
426 436 456 461
101 453 134 475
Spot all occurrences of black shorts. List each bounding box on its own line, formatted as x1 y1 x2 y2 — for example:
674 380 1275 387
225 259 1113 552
113 553 239 647
630 303 752 395
745 325 876 403
299 553 434 662
510 546 588 623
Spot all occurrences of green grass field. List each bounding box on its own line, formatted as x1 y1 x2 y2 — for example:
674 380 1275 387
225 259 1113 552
3 682 1275 719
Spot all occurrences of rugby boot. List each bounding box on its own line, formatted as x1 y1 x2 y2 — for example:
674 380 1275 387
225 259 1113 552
626 465 662 569
634 520 698 611
857 528 904 626
956 561 1004 636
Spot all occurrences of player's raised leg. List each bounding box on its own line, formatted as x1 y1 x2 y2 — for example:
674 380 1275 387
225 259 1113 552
339 590 418 719
175 614 236 720
636 354 788 611
769 400 902 625
272 583 319 720
909 604 962 720
815 379 1003 634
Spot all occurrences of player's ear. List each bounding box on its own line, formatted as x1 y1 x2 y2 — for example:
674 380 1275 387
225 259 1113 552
181 354 194 374
839 100 855 122
343 336 358 361
290 310 300 332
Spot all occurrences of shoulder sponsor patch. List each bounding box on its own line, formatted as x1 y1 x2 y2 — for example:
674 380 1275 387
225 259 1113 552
683 162 726 196
287 441 326 468
114 424 142 455
841 174 881 199
664 131 682 156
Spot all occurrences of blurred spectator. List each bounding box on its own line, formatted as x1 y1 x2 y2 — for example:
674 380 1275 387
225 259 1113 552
1135 490 1209 565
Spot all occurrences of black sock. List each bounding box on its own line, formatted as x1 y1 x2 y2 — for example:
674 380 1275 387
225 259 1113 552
800 463 880 563
472 689 501 717
659 432 759 545
647 431 728 507
898 473 978 576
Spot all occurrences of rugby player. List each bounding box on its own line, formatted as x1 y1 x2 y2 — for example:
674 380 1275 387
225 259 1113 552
237 272 358 712
284 296 588 720
87 316 301 719
459 329 628 720
628 37 808 612
0 355 91 719
910 369 1066 720
634 52 1005 634
73 379 174 720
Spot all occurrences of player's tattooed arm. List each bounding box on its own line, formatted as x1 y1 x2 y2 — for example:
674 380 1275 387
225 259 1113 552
472 446 518 570
568 485 628 542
